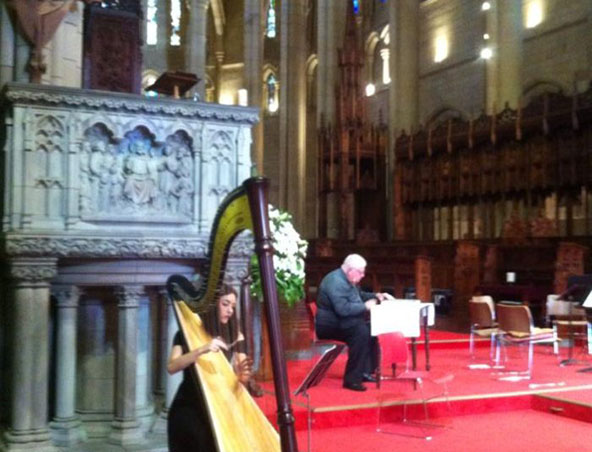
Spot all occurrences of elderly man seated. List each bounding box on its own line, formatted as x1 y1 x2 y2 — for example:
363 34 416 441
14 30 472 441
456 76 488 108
314 254 389 391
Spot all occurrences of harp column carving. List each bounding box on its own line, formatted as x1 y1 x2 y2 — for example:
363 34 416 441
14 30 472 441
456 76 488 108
49 285 87 447
108 285 143 446
3 257 57 450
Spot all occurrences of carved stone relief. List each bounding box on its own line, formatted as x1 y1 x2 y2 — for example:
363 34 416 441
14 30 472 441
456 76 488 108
80 124 195 221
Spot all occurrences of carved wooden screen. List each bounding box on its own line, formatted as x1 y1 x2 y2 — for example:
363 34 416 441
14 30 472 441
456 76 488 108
83 5 142 94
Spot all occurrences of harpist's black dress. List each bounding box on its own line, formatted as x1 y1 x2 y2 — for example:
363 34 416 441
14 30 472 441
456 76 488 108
167 331 216 452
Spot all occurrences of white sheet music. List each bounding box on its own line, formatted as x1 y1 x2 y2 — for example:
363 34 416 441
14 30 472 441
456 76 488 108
583 290 592 308
370 299 435 337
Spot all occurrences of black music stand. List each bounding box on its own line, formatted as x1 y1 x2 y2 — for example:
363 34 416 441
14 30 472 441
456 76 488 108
294 344 345 452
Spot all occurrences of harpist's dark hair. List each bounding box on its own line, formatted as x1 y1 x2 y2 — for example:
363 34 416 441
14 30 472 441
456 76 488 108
203 284 240 356
218 283 237 299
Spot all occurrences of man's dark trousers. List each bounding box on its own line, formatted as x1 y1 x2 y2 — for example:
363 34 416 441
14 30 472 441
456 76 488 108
316 322 376 386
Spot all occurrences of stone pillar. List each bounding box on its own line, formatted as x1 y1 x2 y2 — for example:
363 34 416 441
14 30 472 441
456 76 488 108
214 48 225 103
154 289 168 399
186 0 210 99
387 0 419 240
49 286 86 446
388 0 419 136
48 6 83 87
485 0 522 113
496 0 522 111
4 257 57 452
279 0 308 227
154 291 181 433
108 286 143 445
244 0 264 172
484 0 498 115
316 0 345 125
0 0 15 86
135 290 154 430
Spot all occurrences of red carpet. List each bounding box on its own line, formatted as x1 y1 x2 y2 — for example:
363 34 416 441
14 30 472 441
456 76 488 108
255 329 592 451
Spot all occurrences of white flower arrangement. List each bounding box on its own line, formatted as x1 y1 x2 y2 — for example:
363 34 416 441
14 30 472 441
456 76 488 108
250 205 308 307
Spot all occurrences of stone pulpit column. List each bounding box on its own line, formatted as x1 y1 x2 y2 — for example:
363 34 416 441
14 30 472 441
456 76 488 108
164 291 182 416
49 285 86 446
4 257 57 452
153 288 179 433
108 285 143 445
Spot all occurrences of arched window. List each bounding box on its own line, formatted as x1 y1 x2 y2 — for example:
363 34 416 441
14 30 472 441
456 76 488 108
146 0 157 45
170 0 182 46
266 0 277 38
266 73 278 113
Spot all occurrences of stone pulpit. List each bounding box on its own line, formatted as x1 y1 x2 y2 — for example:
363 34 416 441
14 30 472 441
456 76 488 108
0 82 258 450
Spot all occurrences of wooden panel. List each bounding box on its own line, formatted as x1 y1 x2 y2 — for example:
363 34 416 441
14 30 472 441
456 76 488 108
83 7 142 94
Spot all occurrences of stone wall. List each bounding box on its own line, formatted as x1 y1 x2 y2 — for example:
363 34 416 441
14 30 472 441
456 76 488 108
415 0 591 123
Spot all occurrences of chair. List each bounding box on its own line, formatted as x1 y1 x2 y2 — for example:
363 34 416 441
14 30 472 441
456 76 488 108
305 302 346 368
495 303 559 380
468 296 499 363
553 313 588 364
376 331 453 439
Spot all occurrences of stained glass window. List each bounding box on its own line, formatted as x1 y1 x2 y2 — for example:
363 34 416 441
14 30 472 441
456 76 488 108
146 0 157 45
266 0 276 38
353 0 359 14
266 74 278 112
170 0 181 46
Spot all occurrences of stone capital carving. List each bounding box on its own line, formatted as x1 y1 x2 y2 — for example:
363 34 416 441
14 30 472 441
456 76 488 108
8 257 58 284
228 234 254 259
224 260 250 285
114 285 144 308
52 285 81 308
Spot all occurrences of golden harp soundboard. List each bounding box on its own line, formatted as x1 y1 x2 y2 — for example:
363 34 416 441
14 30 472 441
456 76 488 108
173 301 280 451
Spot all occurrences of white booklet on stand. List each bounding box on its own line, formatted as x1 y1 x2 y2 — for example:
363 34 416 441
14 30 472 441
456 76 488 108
582 290 592 308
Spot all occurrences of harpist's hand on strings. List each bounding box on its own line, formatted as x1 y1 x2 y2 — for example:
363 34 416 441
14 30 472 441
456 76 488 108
167 337 228 375
203 337 229 354
233 353 253 384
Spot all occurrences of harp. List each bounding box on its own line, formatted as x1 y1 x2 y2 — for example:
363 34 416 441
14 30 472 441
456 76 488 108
167 177 298 452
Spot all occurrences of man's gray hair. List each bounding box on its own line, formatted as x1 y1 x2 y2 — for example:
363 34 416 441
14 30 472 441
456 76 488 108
341 254 367 271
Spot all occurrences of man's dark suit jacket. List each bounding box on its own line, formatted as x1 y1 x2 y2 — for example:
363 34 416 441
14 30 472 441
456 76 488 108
315 268 376 330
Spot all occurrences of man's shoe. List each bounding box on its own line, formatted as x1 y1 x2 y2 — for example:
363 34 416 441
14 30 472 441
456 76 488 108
362 373 377 383
343 382 367 392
